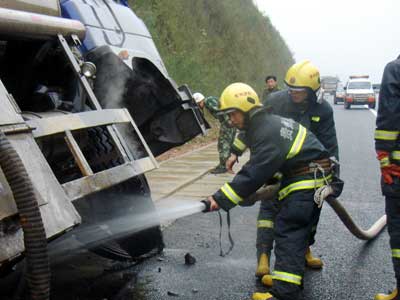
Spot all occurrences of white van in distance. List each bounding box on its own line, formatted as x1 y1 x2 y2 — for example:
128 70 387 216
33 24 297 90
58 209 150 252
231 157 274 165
344 75 376 109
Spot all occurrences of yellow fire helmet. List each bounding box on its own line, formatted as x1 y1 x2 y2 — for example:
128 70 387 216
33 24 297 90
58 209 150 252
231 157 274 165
219 82 262 114
284 60 321 92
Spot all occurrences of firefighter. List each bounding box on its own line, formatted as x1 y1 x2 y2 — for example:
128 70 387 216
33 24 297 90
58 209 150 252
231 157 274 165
194 92 236 174
262 75 280 102
207 82 333 300
374 56 400 300
227 60 339 280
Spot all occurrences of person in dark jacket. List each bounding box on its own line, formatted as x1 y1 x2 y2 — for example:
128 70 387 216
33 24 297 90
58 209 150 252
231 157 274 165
374 56 400 300
227 60 339 280
207 82 333 300
262 75 280 102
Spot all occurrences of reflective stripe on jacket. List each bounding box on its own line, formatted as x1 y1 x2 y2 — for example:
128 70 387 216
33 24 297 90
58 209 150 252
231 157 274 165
375 58 400 160
213 109 329 211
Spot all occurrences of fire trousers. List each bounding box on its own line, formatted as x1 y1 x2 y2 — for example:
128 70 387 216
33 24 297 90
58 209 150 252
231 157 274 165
256 196 320 260
269 189 322 300
256 198 279 258
382 177 400 292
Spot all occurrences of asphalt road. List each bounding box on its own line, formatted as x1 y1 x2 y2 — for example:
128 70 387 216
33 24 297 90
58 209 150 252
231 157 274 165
131 98 393 300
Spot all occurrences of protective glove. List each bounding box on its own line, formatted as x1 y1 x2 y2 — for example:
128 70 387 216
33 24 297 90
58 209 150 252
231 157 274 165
377 150 400 184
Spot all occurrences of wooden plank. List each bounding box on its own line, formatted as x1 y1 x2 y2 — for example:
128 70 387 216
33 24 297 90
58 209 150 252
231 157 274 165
27 109 131 138
64 130 93 176
0 80 24 126
5 133 81 237
62 157 155 201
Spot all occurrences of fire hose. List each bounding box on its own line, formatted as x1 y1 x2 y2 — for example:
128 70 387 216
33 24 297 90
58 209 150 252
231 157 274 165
244 183 387 240
201 182 387 241
315 184 387 240
0 131 50 300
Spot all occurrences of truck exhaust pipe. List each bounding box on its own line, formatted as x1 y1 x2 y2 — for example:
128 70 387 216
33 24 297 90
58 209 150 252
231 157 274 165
0 7 86 40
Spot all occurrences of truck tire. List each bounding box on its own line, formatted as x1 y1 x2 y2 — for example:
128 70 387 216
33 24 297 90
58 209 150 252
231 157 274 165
50 126 164 261
78 127 164 260
81 176 164 261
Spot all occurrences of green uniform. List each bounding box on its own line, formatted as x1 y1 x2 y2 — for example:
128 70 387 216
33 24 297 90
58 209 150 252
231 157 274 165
204 96 236 168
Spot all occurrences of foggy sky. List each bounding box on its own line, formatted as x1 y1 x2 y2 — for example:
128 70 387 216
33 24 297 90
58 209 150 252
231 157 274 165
254 0 400 84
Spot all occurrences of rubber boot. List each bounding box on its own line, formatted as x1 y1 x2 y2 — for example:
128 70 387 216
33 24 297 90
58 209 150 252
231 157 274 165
261 274 273 287
375 288 398 300
252 292 274 300
255 253 270 278
305 247 323 269
210 165 227 174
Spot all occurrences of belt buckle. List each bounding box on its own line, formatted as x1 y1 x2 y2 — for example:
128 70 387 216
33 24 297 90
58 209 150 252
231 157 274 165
308 162 319 172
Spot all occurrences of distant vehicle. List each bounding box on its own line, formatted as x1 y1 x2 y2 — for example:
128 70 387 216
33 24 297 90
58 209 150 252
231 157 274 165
321 76 339 98
344 75 376 109
373 83 381 93
334 84 345 104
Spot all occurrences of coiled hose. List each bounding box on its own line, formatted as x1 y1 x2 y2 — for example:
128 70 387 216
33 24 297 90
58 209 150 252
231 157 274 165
0 131 50 300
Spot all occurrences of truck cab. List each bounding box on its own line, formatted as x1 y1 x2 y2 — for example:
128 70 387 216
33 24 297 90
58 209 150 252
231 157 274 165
321 76 339 99
61 0 209 156
344 75 376 109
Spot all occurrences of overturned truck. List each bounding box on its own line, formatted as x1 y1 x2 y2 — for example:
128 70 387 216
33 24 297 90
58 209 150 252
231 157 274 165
0 0 208 298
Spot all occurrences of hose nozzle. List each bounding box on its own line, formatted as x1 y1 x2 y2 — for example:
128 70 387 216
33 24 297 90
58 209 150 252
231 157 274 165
200 199 211 213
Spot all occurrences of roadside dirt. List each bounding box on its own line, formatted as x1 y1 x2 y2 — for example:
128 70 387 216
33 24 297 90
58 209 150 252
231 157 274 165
156 132 218 162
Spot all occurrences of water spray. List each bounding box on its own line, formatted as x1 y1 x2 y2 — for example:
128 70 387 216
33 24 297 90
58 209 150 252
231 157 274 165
50 198 213 258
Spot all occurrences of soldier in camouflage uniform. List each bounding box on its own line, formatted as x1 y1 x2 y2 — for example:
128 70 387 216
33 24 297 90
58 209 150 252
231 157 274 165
193 93 236 174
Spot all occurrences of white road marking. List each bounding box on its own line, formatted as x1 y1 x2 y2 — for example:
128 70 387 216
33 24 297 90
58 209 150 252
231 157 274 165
364 104 377 117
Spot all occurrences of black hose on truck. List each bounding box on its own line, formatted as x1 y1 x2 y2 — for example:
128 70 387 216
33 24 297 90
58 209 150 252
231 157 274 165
0 131 50 300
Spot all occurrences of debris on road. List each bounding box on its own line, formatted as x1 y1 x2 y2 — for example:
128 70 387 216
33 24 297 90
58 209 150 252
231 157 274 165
167 290 180 297
184 253 197 265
